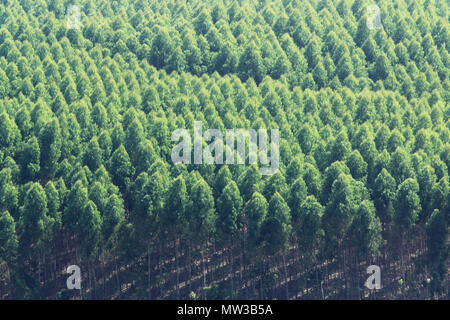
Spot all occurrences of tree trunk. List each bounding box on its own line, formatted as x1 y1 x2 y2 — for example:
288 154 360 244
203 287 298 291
175 237 179 299
315 256 324 300
282 252 289 299
88 260 92 299
115 250 121 299
229 238 234 299
201 243 206 300
102 253 106 299
188 239 192 293
147 244 152 300
259 258 264 299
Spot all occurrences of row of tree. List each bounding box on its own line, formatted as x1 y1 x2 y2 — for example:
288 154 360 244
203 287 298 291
0 0 448 299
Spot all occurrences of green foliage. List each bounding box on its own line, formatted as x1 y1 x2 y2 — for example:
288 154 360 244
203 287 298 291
296 195 324 255
0 210 18 267
262 192 292 255
426 209 448 295
350 200 382 257
189 178 215 241
394 178 421 230
216 181 242 241
0 0 447 300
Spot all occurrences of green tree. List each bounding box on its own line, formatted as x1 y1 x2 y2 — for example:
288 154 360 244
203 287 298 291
39 119 62 177
263 171 288 201
262 192 292 298
213 165 232 199
312 61 327 88
0 113 21 156
83 137 102 171
394 177 422 280
350 200 382 257
164 174 188 298
426 209 448 296
246 192 268 249
110 145 134 189
323 173 366 254
237 165 261 202
288 177 307 226
19 183 47 261
0 168 18 219
371 53 392 81
189 178 215 296
150 27 175 69
216 181 242 241
373 168 396 225
238 42 265 84
0 210 18 268
346 149 367 180
64 180 88 236
102 193 124 242
78 200 102 258
296 195 323 254
44 181 61 242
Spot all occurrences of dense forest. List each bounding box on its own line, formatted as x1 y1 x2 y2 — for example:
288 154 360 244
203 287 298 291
0 0 448 300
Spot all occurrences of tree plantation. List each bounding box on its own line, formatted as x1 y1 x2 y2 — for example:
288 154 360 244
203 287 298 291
0 0 448 300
